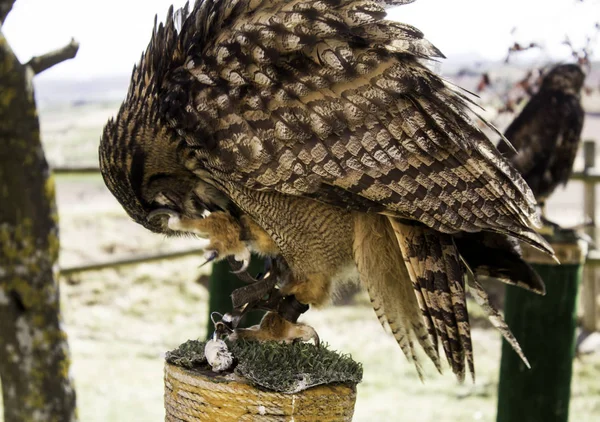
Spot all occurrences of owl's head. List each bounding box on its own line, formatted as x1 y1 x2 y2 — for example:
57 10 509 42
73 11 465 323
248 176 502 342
541 64 585 95
99 108 225 235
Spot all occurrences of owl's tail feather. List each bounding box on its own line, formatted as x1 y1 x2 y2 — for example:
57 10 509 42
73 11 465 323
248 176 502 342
465 276 530 369
454 231 546 295
389 219 474 382
353 213 441 380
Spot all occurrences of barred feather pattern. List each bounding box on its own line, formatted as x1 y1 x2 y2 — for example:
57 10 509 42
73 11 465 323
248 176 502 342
454 231 546 295
104 0 551 252
390 219 473 381
99 0 554 381
467 277 530 369
353 213 440 380
164 0 551 253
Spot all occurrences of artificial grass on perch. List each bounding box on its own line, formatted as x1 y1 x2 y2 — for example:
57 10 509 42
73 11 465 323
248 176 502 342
164 339 362 421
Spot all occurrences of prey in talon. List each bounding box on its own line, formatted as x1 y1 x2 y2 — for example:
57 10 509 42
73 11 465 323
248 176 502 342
225 262 320 347
141 190 325 346
100 0 555 381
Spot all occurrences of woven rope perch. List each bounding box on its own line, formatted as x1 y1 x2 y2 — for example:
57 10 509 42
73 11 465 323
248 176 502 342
164 363 357 421
164 340 361 421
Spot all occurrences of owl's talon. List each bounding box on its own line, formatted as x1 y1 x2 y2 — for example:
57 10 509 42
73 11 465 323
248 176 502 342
230 248 251 274
311 330 320 348
200 250 219 267
231 258 250 274
261 257 273 278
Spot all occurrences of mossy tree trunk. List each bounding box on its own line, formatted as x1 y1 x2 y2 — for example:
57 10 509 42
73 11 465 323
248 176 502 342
0 3 79 420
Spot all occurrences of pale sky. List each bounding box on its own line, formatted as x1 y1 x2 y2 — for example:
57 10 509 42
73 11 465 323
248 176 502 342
2 0 599 81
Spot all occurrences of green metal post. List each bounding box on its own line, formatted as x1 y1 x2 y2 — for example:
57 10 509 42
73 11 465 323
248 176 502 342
206 257 265 337
497 236 585 422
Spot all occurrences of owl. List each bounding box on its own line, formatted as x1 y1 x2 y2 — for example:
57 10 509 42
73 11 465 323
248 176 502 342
99 0 553 381
496 64 585 211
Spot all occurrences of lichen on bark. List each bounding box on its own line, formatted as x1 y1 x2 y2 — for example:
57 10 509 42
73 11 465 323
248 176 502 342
0 13 78 422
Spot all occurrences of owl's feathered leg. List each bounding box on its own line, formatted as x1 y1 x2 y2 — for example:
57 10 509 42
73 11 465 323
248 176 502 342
148 209 251 267
147 209 284 272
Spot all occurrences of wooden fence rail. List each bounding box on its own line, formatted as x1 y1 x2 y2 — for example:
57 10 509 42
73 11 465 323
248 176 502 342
60 248 206 276
53 167 101 175
52 140 600 331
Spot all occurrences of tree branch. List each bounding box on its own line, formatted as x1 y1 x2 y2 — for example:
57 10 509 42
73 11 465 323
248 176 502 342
25 38 79 75
0 0 15 24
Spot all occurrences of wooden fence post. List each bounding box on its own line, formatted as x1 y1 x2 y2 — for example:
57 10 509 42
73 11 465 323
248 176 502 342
582 139 597 333
496 233 586 422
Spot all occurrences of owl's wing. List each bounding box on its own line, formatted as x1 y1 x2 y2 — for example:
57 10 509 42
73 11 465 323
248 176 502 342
165 0 549 253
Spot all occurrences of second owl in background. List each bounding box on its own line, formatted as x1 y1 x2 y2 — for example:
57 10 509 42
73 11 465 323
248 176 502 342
496 64 586 224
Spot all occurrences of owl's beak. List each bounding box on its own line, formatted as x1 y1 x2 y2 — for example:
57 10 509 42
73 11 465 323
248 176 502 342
147 208 179 221
146 208 180 232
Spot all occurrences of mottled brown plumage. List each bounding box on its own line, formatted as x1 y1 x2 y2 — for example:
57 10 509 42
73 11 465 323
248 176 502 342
496 64 585 206
99 0 553 381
